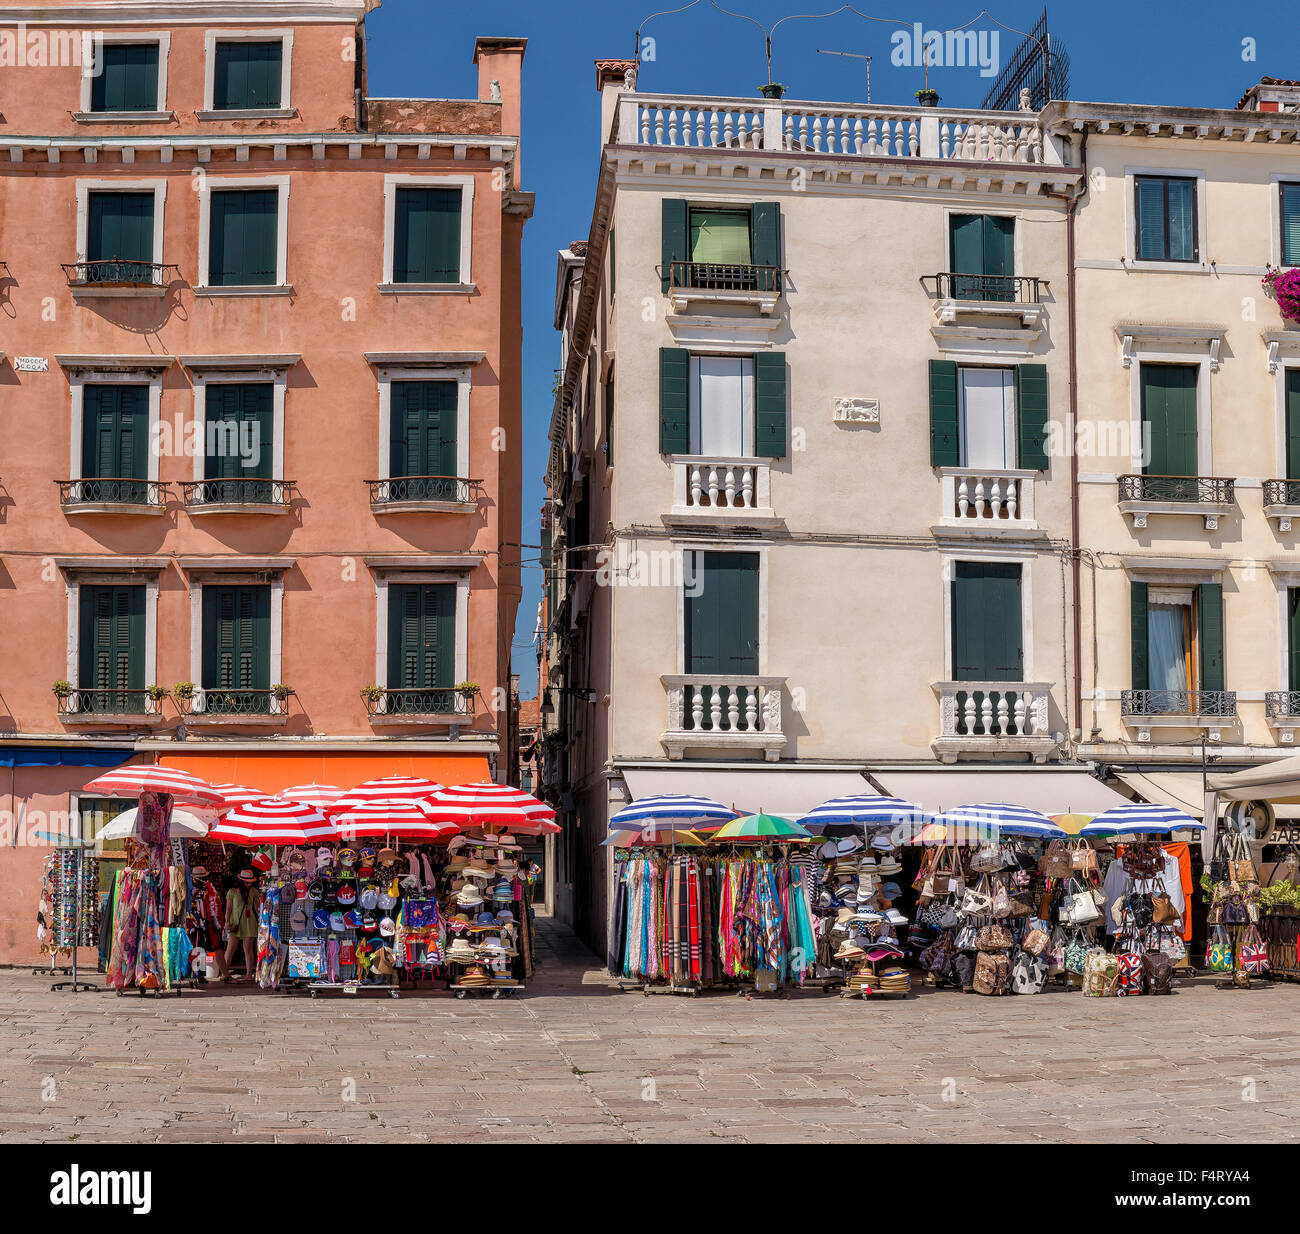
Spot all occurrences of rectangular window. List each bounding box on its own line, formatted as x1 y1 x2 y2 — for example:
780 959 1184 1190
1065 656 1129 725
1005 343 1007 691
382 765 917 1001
951 561 1023 682
386 583 456 712
1140 363 1199 493
1288 368 1300 481
78 585 146 711
87 191 155 282
684 551 759 675
90 43 160 113
212 40 283 111
1135 175 1198 262
689 355 754 456
389 381 459 498
1131 581 1223 698
207 188 279 286
202 585 271 713
1282 183 1300 268
393 187 462 284
957 367 1016 469
82 384 150 503
689 207 752 265
949 213 1015 300
1148 591 1194 693
205 383 274 500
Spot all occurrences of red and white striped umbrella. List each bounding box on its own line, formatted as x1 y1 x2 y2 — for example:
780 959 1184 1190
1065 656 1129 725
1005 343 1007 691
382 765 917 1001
332 776 445 813
274 783 347 812
423 782 557 832
207 799 338 846
333 798 459 841
81 764 225 808
211 783 267 809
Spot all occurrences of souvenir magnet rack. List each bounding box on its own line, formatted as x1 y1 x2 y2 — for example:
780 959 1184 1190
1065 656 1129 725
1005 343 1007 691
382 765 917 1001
36 834 104 994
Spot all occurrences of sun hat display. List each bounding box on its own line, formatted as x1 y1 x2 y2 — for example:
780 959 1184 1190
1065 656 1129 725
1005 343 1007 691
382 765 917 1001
237 869 257 883
190 865 209 879
476 910 497 925
495 908 514 922
835 835 864 855
456 884 484 907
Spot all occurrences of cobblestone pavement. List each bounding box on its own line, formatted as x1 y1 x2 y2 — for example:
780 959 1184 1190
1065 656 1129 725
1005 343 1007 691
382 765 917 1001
2 917 1298 1144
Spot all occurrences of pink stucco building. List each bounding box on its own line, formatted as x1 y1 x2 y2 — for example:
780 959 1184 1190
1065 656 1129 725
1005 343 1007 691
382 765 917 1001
0 0 529 964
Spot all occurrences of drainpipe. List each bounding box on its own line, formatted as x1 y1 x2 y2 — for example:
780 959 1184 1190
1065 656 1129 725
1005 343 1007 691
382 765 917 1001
1044 127 1089 745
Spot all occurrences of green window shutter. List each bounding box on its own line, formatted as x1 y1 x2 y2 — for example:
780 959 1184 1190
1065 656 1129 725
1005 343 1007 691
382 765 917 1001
205 384 273 479
387 584 455 689
1290 588 1300 694
754 351 787 458
394 188 461 284
929 359 959 467
213 40 283 110
1283 184 1300 268
88 192 155 264
1130 581 1150 691
1135 177 1167 261
750 202 782 291
202 586 270 691
949 214 984 275
684 552 759 675
1166 178 1197 261
1141 364 1198 477
83 385 148 480
209 189 279 286
1015 363 1050 471
985 215 1015 278
661 199 688 293
1286 368 1300 481
658 348 690 455
1198 583 1225 693
952 562 1023 682
91 44 159 112
80 586 144 692
390 381 458 477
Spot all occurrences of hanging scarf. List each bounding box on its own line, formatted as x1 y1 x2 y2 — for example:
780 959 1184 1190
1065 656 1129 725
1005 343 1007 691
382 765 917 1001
133 869 165 988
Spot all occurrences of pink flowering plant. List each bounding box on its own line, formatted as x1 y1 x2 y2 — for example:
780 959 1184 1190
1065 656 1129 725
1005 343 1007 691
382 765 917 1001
1263 265 1300 322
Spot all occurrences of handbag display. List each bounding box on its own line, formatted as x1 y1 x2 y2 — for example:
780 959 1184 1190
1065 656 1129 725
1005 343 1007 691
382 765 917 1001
1007 890 1034 918
1060 877 1102 927
1150 879 1178 926
1063 931 1090 975
1010 948 1048 993
1149 924 1188 967
973 923 1014 952
959 874 993 918
1124 880 1154 931
954 923 980 952
970 843 1005 875
1021 926 1049 956
1142 950 1174 994
1040 839 1073 880
928 847 965 896
1115 942 1145 997
918 897 951 928
1227 831 1257 884
1121 842 1164 880
1046 925 1067 974
991 877 1011 919
973 950 1010 995
1068 839 1099 876
1082 949 1119 997
921 932 956 979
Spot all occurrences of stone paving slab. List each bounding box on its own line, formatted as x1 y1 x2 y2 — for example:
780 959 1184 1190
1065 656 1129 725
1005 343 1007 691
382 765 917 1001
3 917 1299 1143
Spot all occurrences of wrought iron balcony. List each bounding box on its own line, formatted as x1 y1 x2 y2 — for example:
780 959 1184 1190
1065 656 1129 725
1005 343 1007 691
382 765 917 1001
1122 689 1237 718
924 272 1045 303
58 689 162 719
194 689 284 717
59 478 168 509
1266 691 1300 721
1265 479 1300 507
1118 475 1234 504
368 476 482 509
363 688 475 719
664 260 782 294
62 258 179 289
182 478 295 510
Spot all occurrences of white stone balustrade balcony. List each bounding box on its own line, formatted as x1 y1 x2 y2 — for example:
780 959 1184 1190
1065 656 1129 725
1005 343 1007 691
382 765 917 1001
618 94 1048 165
670 457 774 523
932 680 1055 762
661 674 787 761
938 468 1038 534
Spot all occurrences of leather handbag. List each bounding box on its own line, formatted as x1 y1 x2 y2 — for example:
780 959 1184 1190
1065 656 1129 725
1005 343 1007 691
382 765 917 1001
973 950 1010 995
1069 838 1098 876
1021 926 1049 956
1007 889 1034 918
973 923 1014 952
960 874 994 918
929 847 965 896
1125 879 1154 930
1229 832 1257 884
1150 878 1178 926
1040 839 1073 880
991 877 1012 919
1121 842 1164 880
1142 950 1174 994
1060 877 1102 927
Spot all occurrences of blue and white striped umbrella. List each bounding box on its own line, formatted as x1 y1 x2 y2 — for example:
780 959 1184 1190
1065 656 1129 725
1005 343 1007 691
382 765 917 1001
1079 802 1204 836
798 794 928 835
939 802 1066 839
609 793 737 833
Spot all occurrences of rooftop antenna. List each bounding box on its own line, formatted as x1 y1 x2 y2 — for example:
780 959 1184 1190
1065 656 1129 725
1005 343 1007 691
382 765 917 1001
633 0 703 63
710 1 859 87
816 48 871 102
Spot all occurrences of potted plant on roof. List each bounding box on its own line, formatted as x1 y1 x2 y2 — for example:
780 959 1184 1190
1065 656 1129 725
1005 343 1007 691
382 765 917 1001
915 87 939 107
1263 264 1300 324
759 82 785 100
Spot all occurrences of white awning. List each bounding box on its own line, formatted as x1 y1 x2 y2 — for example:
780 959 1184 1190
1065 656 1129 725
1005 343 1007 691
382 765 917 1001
1207 754 1300 803
619 767 875 819
873 768 1130 815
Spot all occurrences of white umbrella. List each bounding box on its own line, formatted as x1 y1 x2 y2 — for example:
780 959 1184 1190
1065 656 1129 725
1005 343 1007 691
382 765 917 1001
97 806 210 842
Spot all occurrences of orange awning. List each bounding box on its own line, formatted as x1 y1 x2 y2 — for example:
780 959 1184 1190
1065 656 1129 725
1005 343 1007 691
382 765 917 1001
156 752 492 796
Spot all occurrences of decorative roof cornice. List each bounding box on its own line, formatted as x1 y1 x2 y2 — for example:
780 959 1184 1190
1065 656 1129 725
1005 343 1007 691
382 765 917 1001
1044 99 1300 144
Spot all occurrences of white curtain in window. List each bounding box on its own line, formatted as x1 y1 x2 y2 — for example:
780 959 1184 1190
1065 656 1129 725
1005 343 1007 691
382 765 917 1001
959 367 1016 469
1148 603 1189 692
691 356 754 457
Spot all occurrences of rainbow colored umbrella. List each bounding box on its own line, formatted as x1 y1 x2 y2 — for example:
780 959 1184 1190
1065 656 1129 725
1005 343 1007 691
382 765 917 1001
600 828 704 848
711 813 811 842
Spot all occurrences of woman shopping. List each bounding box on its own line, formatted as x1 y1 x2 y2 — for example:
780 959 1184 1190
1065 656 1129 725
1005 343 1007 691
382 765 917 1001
223 868 261 983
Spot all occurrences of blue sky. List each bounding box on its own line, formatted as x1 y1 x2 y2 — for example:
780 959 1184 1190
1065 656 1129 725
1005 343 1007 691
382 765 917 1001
364 0 1295 696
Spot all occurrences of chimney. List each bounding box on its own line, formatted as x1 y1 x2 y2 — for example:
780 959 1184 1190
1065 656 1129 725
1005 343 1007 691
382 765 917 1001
596 58 639 150
474 37 527 182
1236 77 1300 113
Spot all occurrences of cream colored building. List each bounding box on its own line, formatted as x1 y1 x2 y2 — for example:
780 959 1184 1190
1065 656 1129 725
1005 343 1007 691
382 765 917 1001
1045 86 1300 833
541 62 1137 949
